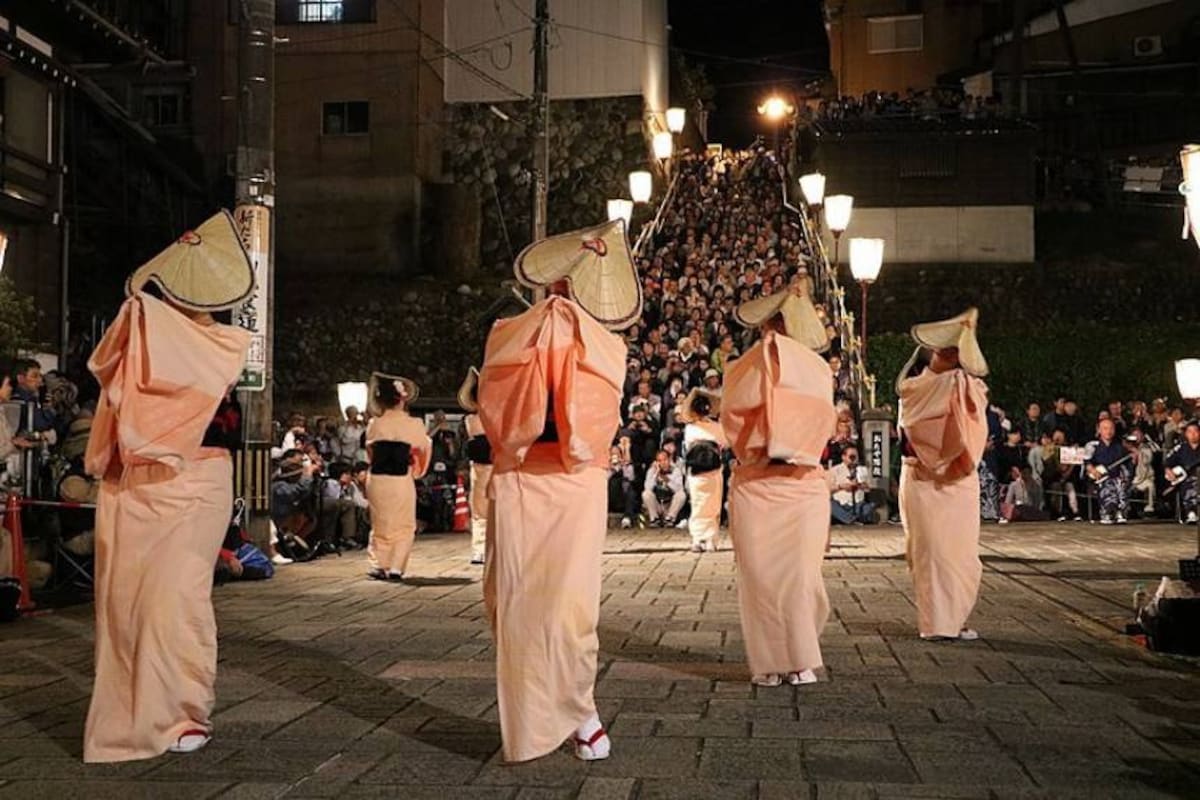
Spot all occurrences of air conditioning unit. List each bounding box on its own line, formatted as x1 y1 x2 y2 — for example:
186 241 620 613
1133 35 1163 58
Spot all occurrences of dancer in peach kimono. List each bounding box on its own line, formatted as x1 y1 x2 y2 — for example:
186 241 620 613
458 367 491 566
365 372 430 581
897 308 990 641
679 388 726 553
478 219 638 763
83 211 253 762
722 284 837 688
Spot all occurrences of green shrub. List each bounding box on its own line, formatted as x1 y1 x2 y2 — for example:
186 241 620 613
867 323 1200 415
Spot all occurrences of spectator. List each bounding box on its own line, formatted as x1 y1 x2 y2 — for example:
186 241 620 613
337 406 368 463
642 449 686 528
11 359 55 438
1017 402 1043 446
1085 418 1131 524
270 451 317 556
830 445 874 524
608 440 639 529
1000 466 1047 522
1164 421 1200 523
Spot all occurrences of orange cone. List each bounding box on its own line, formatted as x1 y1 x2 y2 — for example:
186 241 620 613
453 476 470 532
5 493 34 613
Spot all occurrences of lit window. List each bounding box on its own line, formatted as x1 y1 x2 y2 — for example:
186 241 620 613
278 1 374 24
299 1 343 22
867 15 923 54
322 101 369 135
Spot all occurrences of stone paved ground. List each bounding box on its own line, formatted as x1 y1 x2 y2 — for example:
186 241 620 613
3 520 1200 799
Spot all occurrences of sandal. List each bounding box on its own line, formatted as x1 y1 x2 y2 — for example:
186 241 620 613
751 673 783 687
786 669 818 686
573 726 611 761
167 728 211 754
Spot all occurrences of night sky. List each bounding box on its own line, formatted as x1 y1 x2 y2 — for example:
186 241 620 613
669 0 830 145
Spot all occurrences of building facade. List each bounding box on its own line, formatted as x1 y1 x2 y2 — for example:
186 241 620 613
825 0 992 97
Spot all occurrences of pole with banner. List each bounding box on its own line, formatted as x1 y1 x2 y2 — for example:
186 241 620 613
234 0 275 543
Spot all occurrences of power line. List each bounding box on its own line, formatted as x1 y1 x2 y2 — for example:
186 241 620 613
384 0 528 100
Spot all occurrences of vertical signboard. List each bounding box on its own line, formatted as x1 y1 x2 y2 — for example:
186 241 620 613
233 205 269 391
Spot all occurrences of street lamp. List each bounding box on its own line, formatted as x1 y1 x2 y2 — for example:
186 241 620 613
1175 359 1200 553
629 170 652 203
1182 144 1200 252
607 198 633 228
666 107 686 134
757 95 795 154
825 194 854 269
849 237 884 365
653 131 673 161
799 172 825 209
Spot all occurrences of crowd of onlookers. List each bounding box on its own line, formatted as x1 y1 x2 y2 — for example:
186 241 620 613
606 147 862 532
802 87 1010 124
969 397 1200 525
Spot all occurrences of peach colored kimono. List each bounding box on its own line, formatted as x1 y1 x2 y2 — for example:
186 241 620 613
898 367 989 637
684 418 727 547
721 331 837 676
83 293 249 763
465 413 492 558
366 409 431 575
478 296 624 763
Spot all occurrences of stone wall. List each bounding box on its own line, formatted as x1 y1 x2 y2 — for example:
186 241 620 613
843 208 1200 332
444 96 651 274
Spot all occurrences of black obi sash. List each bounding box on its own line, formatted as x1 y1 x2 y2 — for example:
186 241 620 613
466 434 493 465
371 441 412 476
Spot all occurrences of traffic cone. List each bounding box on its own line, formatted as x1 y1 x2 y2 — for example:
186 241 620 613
452 476 470 532
4 493 34 613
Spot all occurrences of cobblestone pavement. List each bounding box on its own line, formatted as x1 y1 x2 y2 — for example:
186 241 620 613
3 520 1200 799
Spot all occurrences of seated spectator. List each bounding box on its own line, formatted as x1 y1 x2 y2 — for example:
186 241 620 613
317 462 362 551
624 404 660 468
1018 402 1043 446
1000 466 1047 523
823 419 857 467
270 451 318 556
608 440 639 529
830 445 874 524
1044 431 1082 521
628 380 663 423
1164 421 1200 523
642 449 686 528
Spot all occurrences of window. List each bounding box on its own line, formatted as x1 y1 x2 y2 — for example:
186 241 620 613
322 101 369 135
276 0 375 24
867 14 923 54
140 90 185 127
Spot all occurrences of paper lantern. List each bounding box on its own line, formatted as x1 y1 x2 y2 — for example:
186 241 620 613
1176 359 1200 399
337 382 368 417
607 198 633 228
666 107 686 134
799 172 825 206
653 131 673 160
629 171 652 203
849 238 884 283
825 194 854 233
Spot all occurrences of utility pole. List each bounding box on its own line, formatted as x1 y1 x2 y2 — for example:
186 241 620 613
530 0 549 301
234 0 276 542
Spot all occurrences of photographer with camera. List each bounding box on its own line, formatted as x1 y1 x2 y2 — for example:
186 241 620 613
830 445 875 525
608 437 639 529
270 450 318 559
642 449 687 528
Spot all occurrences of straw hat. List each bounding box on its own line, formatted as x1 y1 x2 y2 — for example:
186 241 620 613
59 474 99 505
733 285 829 352
908 307 988 377
368 371 419 415
457 367 480 413
513 219 642 330
126 210 255 312
677 387 721 424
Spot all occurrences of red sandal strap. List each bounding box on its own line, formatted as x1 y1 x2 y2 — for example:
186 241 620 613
574 726 607 747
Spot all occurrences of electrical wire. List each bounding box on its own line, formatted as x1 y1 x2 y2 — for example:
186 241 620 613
383 0 529 99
